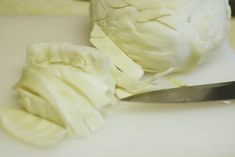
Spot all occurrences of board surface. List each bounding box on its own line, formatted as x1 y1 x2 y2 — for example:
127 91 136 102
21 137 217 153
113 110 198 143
0 16 235 157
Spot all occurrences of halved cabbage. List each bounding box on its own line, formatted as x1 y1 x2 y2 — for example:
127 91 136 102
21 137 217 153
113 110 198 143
90 0 231 73
0 107 67 146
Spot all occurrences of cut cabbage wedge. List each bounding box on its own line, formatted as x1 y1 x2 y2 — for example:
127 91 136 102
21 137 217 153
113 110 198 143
15 65 105 137
90 24 144 80
0 107 67 146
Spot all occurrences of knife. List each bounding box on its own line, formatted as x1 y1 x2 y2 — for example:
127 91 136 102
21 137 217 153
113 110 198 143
123 81 235 103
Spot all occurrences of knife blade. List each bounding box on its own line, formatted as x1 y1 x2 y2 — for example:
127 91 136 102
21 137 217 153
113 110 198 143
123 81 235 103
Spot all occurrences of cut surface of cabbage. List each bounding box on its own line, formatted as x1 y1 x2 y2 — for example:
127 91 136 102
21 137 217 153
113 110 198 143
0 107 67 146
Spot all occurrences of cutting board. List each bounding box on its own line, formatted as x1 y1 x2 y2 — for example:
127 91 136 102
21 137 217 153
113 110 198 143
0 16 235 157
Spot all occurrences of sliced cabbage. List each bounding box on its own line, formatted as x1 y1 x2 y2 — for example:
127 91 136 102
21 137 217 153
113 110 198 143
111 65 175 98
111 66 152 93
46 64 116 108
115 88 134 99
27 42 116 104
90 24 144 80
27 42 111 76
0 107 67 146
18 89 63 124
15 65 104 137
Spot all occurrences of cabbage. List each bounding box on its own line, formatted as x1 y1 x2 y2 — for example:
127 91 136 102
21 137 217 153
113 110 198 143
90 0 231 73
0 107 67 146
0 42 122 145
27 42 112 76
18 89 64 124
90 25 155 97
90 24 144 79
0 0 232 147
45 64 117 107
27 42 116 107
15 65 105 137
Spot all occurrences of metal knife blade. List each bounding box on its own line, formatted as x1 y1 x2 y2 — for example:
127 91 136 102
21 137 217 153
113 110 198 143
123 81 235 103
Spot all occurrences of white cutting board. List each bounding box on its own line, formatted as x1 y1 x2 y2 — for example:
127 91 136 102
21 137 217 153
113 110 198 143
0 16 235 157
